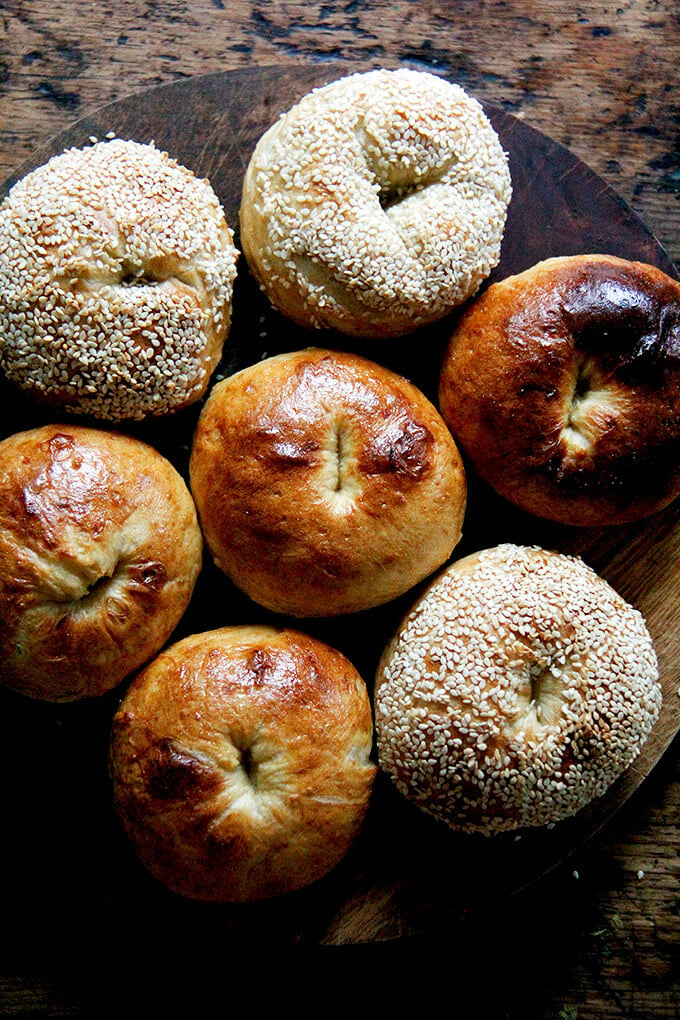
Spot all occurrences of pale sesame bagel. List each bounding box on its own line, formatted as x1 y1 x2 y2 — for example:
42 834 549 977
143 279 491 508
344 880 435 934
111 625 376 902
240 68 511 339
375 544 661 834
189 347 467 616
0 139 238 420
0 424 202 701
439 254 680 525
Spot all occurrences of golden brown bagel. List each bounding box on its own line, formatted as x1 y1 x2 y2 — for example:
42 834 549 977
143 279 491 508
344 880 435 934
0 424 202 701
375 544 661 834
240 68 512 338
189 348 467 616
439 254 680 525
0 139 238 420
111 625 377 902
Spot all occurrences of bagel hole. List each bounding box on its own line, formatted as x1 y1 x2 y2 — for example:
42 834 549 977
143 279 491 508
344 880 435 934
118 256 199 292
572 358 595 403
84 573 112 598
120 271 160 288
328 420 355 496
237 743 259 789
119 259 161 288
525 662 564 727
378 182 423 211
562 357 600 450
333 424 346 492
76 560 126 609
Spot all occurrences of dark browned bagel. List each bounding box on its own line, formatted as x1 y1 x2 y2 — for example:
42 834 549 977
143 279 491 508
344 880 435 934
439 254 680 525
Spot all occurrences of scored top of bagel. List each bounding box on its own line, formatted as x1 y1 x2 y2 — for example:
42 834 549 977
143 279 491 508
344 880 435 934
189 347 467 617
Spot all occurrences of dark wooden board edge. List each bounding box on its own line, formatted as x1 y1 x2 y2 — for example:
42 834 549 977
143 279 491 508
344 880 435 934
1 62 679 950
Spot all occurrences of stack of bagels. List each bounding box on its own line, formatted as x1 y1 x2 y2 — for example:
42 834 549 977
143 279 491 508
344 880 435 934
0 68 673 904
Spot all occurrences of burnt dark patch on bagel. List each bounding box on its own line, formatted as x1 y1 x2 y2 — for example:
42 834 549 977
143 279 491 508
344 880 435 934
144 739 222 801
246 645 273 686
563 266 680 381
363 418 433 479
128 560 167 593
541 437 680 510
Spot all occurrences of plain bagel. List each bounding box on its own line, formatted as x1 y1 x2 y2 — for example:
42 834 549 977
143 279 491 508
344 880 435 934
0 424 202 701
189 347 467 617
110 625 377 902
0 139 238 420
240 68 512 338
439 254 680 525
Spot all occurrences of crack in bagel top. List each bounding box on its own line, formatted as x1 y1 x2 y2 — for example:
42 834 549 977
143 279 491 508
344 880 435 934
240 68 512 337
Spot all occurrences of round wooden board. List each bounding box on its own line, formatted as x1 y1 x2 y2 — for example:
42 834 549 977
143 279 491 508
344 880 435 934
1 63 679 952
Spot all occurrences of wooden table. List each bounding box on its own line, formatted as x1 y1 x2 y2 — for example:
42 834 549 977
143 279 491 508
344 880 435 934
1 2 679 1016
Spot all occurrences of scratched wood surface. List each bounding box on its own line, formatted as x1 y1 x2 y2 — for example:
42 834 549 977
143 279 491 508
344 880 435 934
1 4 680 1018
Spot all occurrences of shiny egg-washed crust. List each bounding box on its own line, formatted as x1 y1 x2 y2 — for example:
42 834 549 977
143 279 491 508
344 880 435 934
0 424 202 701
111 625 377 902
439 254 680 525
375 544 661 834
189 347 467 617
0 139 238 420
240 68 512 339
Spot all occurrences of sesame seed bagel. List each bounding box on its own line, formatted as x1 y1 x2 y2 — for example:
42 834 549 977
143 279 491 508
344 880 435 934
375 544 661 834
189 347 467 617
439 254 680 525
111 625 377 902
0 424 202 701
240 69 512 339
0 139 238 420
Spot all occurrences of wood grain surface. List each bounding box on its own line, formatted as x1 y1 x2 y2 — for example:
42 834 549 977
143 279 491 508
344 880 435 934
1 3 680 1018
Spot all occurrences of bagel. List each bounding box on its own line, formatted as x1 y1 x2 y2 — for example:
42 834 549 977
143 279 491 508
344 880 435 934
0 139 238 420
375 544 661 834
110 625 377 902
0 424 202 701
439 254 680 525
240 68 512 338
189 347 467 616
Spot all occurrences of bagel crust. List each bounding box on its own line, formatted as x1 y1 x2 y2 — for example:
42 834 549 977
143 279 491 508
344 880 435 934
0 139 238 420
189 348 467 616
439 254 680 525
0 424 202 701
240 69 512 338
375 544 661 834
111 626 377 902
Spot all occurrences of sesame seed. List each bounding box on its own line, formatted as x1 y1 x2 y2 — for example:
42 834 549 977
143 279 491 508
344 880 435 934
375 544 661 835
0 139 238 420
240 69 511 338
